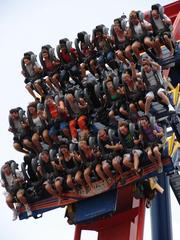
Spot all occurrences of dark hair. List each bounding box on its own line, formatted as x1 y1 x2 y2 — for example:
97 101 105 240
151 4 160 13
59 38 69 46
118 120 128 128
141 59 151 67
140 115 150 122
23 53 31 61
27 102 37 109
60 144 68 149
9 108 19 114
114 18 121 25
41 150 49 154
123 68 132 76
42 49 49 54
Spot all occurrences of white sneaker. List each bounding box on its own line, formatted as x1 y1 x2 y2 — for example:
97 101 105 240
157 164 163 174
72 138 78 144
25 206 32 217
95 73 99 79
12 209 18 221
168 104 175 113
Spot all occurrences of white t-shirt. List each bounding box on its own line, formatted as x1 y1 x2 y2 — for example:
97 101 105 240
32 116 42 127
134 20 151 37
2 170 24 187
152 14 169 31
144 66 164 87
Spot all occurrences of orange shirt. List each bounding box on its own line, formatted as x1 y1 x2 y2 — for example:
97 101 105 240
48 104 58 119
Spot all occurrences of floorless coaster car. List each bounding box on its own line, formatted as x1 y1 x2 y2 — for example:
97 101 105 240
18 134 176 220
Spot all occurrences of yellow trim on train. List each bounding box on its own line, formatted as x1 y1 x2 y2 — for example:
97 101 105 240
169 83 180 106
166 133 175 156
171 141 180 156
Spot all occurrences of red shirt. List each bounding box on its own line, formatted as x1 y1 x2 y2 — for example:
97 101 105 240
60 48 77 63
48 104 59 119
44 59 54 71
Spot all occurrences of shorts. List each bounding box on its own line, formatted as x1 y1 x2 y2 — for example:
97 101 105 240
123 149 142 161
145 143 163 152
112 155 122 164
154 30 171 40
146 88 165 99
60 122 69 130
49 126 59 137
13 134 31 144
132 32 153 44
25 77 41 85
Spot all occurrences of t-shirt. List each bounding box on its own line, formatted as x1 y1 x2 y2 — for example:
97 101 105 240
60 48 77 63
121 132 134 150
98 39 111 53
145 70 157 87
152 14 169 31
99 137 113 155
32 116 42 127
143 66 164 89
68 101 80 114
44 59 54 71
3 170 24 187
13 119 22 132
42 161 54 174
48 104 59 119
26 62 40 77
133 20 151 37
142 124 162 143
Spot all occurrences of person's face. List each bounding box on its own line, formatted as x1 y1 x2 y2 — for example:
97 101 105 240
67 94 75 103
2 164 11 175
99 130 108 141
60 147 68 155
28 106 36 114
142 63 151 73
124 28 132 38
95 31 102 39
119 125 128 136
81 42 86 50
11 111 19 120
140 119 149 128
24 58 31 65
41 152 49 162
130 15 139 25
123 73 131 83
113 22 122 33
106 81 114 90
46 97 54 106
42 51 49 59
152 10 159 19
60 44 66 51
79 142 88 151
123 73 131 82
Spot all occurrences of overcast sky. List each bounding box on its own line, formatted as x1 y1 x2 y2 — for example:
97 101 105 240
0 0 179 239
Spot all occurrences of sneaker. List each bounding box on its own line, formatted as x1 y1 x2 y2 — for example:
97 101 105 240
12 209 18 221
157 162 163 174
72 138 78 144
25 206 32 217
146 200 151 208
157 166 163 174
168 104 175 113
95 73 99 78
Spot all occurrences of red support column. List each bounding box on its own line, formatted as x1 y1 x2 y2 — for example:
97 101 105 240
136 199 146 240
74 225 82 240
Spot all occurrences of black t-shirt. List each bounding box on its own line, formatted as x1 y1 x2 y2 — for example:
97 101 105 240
42 161 54 174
